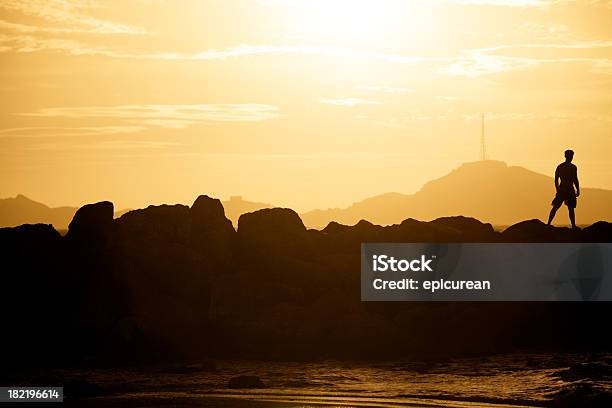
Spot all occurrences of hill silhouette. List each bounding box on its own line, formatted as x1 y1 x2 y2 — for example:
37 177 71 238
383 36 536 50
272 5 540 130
0 194 271 230
0 195 129 230
221 195 273 226
0 194 78 230
4 161 610 230
301 160 612 228
1 196 611 367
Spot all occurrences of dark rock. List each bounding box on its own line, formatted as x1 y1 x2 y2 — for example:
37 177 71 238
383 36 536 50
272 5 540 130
431 216 497 241
115 204 190 243
0 224 65 366
228 375 265 389
583 221 612 242
66 201 114 241
191 195 231 228
190 195 235 266
316 219 384 253
237 208 309 257
238 207 306 236
353 219 380 232
4 193 612 364
322 219 383 237
322 221 350 234
0 223 61 246
501 219 579 242
112 203 225 358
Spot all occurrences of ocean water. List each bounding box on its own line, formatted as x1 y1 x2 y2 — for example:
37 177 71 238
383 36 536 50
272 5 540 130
56 353 612 407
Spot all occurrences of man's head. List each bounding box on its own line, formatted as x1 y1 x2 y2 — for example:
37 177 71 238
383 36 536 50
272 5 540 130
564 149 574 162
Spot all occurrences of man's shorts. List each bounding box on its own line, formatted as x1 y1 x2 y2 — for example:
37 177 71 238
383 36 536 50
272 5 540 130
552 189 577 208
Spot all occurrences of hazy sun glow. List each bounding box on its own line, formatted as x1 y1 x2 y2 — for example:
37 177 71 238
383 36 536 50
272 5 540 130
274 0 416 43
1 0 611 212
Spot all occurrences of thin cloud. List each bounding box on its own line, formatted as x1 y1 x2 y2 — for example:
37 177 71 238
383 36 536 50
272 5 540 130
1 33 609 84
367 111 612 128
364 113 451 129
447 51 539 77
436 96 460 101
0 126 144 138
0 34 127 55
447 42 612 77
2 105 283 142
320 98 382 107
29 140 181 151
139 119 197 129
4 34 608 80
449 0 550 5
480 41 612 61
463 112 612 122
266 0 554 7
357 85 413 94
0 35 444 65
0 0 145 34
22 104 284 124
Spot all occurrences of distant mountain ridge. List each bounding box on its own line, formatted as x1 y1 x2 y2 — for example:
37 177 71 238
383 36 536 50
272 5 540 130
301 160 612 228
222 196 273 226
3 160 611 229
0 195 129 230
0 194 274 230
0 194 77 230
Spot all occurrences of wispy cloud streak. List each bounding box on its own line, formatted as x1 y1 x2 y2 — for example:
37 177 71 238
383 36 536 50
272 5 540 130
0 126 144 138
320 98 383 107
22 104 284 124
0 0 145 34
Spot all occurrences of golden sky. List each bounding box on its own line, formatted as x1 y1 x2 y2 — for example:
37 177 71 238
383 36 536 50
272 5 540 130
1 0 611 211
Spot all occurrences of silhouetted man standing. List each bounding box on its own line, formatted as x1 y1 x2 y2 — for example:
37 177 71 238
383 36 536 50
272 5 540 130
547 149 580 228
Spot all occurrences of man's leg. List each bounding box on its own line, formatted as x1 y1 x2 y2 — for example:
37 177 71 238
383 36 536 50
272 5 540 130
568 207 576 228
548 204 560 225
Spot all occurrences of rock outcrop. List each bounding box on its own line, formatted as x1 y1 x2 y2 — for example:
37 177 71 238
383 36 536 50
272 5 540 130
66 201 114 241
0 224 65 365
1 197 611 365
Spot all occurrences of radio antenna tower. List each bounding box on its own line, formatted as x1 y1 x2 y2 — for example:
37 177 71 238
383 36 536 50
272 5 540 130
480 112 487 161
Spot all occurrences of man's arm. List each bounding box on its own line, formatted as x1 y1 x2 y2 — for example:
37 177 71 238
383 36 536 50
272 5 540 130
574 167 580 196
555 166 560 191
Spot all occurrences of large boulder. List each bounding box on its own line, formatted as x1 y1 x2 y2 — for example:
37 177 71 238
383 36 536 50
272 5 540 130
189 195 235 265
237 208 309 257
582 221 612 242
238 207 306 237
191 195 231 229
115 204 191 243
220 208 315 324
317 219 384 254
323 219 383 236
431 216 497 241
0 223 61 248
501 219 580 242
66 201 114 241
321 221 351 234
0 224 65 365
113 203 223 357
